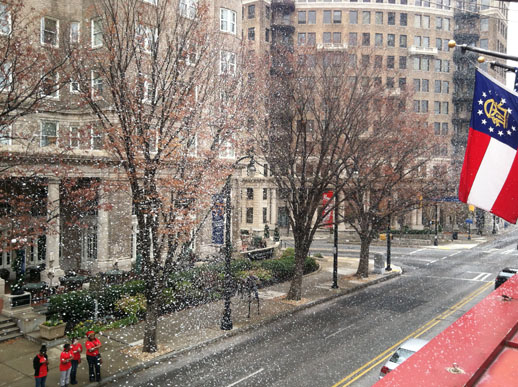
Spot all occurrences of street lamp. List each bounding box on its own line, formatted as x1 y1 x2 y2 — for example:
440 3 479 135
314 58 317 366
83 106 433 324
492 214 496 235
386 200 392 272
332 177 339 289
433 204 439 246
221 155 256 331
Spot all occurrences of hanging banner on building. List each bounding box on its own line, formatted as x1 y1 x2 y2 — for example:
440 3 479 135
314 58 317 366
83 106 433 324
322 191 334 228
212 194 225 245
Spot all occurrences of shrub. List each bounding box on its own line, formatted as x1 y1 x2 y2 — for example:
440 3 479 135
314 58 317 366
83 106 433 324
42 319 64 327
115 294 146 318
259 254 318 282
47 290 96 327
280 247 295 259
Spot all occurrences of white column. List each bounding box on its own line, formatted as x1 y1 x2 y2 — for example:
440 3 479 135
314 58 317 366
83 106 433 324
96 189 110 273
271 187 278 225
42 179 64 285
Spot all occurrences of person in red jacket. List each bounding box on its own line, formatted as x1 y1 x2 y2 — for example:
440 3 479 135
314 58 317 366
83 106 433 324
85 330 102 382
33 345 48 387
59 343 72 387
70 337 82 385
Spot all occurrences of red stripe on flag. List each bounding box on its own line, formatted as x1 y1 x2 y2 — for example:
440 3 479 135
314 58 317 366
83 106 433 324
490 153 518 224
458 128 491 203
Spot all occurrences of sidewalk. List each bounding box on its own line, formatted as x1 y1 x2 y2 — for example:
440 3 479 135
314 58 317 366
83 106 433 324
0 253 403 386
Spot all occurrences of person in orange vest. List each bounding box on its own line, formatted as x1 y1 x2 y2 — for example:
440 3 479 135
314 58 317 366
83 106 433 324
70 337 83 385
59 343 72 387
33 345 49 387
85 330 102 382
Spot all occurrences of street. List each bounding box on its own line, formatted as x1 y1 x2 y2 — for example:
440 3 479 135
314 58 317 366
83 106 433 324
113 232 518 387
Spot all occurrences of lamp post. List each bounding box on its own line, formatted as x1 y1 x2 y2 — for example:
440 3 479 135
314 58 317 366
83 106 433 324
220 156 256 331
433 204 439 246
332 180 339 289
386 211 392 272
492 214 496 235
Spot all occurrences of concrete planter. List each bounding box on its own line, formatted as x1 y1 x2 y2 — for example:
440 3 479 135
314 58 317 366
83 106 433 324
39 322 66 340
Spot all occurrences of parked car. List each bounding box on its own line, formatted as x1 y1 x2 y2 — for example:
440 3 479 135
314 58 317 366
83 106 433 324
379 338 429 379
495 268 518 289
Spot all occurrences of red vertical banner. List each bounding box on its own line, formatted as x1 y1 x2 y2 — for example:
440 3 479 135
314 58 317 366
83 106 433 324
322 191 334 228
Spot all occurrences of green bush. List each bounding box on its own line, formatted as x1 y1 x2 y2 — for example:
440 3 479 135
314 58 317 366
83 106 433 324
115 294 146 318
47 290 96 327
281 247 295 259
258 254 318 282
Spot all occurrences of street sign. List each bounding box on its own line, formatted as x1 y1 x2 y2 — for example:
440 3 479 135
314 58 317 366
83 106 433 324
466 219 473 224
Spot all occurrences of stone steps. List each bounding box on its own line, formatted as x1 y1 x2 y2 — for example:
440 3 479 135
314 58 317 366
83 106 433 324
0 317 22 343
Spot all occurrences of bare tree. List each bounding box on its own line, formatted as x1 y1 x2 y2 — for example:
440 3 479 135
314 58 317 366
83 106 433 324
70 0 248 352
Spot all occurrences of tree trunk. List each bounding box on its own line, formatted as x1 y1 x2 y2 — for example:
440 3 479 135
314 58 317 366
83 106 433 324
356 236 371 278
143 294 158 353
286 248 307 300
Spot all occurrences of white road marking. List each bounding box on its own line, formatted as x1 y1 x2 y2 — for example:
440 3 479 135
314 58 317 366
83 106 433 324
502 249 515 255
449 252 461 257
325 324 354 340
226 368 265 387
427 260 438 265
441 256 448 260
470 272 492 281
409 248 426 255
416 275 493 283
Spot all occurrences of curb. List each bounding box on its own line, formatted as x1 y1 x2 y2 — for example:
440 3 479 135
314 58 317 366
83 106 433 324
92 270 400 386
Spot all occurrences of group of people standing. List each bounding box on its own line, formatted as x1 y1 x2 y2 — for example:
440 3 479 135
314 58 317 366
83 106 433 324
33 331 102 387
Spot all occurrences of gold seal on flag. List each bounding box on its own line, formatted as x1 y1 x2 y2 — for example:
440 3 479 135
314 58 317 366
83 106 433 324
484 99 509 129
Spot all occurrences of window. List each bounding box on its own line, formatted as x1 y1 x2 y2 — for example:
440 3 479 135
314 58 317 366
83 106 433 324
246 188 254 199
442 102 448 114
481 18 488 32
414 79 421 92
0 125 10 145
0 62 11 91
387 12 395 25
69 125 80 148
444 18 450 31
298 11 306 24
434 101 441 114
220 8 236 34
375 33 383 47
137 24 155 52
70 79 80 93
362 55 370 67
386 77 394 89
436 38 442 51
362 33 370 46
263 208 267 224
434 79 441 93
349 11 358 24
375 12 383 25
41 121 58 147
434 122 440 135
219 139 234 158
421 100 428 113
246 208 253 223
423 36 429 48
70 22 80 43
422 79 429 91
436 16 442 30
442 81 449 93
349 32 357 46
0 4 11 35
333 10 342 24
387 34 395 47
333 32 341 44
434 59 441 72
248 4 255 18
180 0 197 19
41 17 58 47
414 15 421 28
400 34 407 48
266 5 271 19
375 55 382 68
399 77 406 89
323 10 331 24
298 33 306 46
387 56 395 69
480 39 488 50
399 56 407 69
91 70 103 98
248 27 255 41
323 32 331 44
423 15 430 28
307 32 316 46
308 11 316 24
91 18 103 48
362 11 370 24
400 13 407 26
442 59 450 72
414 36 421 47
263 188 267 200
220 51 236 75
41 72 59 98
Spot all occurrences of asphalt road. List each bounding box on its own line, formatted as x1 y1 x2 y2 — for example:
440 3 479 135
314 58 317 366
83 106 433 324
115 230 518 387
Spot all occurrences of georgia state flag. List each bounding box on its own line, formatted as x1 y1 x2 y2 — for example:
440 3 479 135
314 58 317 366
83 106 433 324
459 70 518 223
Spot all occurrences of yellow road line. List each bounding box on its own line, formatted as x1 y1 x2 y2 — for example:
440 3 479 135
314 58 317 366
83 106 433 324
331 281 493 387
